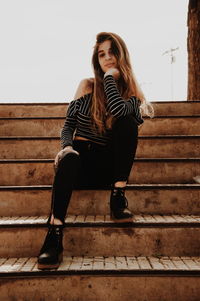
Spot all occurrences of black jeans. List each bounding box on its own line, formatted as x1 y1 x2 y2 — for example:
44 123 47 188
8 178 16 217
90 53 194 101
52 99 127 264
47 114 138 224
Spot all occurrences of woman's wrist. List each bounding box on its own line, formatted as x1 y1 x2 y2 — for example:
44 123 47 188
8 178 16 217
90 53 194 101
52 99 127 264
104 68 120 80
63 145 73 150
104 72 112 78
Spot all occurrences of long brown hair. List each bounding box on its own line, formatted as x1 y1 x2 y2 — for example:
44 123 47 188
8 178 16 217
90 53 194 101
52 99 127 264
91 32 153 133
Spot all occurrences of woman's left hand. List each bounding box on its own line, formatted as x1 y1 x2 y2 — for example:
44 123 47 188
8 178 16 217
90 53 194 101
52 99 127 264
54 146 79 171
104 68 120 80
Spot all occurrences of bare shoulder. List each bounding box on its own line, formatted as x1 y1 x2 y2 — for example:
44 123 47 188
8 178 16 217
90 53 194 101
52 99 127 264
73 78 94 99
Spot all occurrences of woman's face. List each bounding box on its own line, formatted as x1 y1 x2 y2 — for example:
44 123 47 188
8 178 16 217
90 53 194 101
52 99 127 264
98 40 118 73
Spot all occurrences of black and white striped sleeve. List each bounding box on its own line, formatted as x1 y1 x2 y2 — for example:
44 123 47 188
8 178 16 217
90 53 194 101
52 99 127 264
60 99 79 148
104 74 144 124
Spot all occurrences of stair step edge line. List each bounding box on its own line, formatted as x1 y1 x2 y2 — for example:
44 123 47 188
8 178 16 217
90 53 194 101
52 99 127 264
1 158 200 163
0 184 200 190
0 255 200 277
0 215 199 228
0 115 200 120
1 135 200 140
0 269 200 278
0 100 200 104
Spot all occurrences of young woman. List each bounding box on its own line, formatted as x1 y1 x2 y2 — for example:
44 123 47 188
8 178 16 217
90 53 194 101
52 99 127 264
37 32 153 270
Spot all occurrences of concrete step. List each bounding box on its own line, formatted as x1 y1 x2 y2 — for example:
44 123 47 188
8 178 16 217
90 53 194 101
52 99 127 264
1 255 200 276
0 158 199 185
153 101 200 116
0 103 68 118
0 215 200 258
1 135 200 159
0 184 199 216
0 116 200 136
0 101 200 117
0 256 199 301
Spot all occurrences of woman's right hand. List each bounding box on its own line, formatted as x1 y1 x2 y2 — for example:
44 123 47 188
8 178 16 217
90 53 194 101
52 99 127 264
54 146 79 170
104 68 120 80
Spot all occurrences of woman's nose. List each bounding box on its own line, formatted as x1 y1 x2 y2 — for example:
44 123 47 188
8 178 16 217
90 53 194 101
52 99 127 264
105 52 112 60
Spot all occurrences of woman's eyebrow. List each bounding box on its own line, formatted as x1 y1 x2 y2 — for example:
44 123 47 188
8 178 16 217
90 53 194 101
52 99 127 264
98 48 111 53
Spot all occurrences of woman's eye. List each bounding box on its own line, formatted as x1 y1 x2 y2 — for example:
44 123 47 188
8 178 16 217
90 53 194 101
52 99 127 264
98 50 114 58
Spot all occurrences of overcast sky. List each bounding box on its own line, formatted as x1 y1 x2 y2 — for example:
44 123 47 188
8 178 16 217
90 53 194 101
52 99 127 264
0 0 189 103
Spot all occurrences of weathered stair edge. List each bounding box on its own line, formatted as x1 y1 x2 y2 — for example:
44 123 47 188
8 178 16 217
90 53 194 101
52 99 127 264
0 116 200 136
0 100 200 117
0 255 200 277
0 216 200 257
0 184 199 216
0 158 199 185
0 100 199 300
1 135 200 159
0 274 200 301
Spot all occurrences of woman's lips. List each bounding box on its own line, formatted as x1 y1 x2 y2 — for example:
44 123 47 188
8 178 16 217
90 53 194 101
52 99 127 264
105 63 115 67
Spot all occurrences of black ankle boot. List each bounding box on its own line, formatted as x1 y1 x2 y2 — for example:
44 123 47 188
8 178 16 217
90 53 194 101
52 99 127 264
37 223 64 270
110 186 133 222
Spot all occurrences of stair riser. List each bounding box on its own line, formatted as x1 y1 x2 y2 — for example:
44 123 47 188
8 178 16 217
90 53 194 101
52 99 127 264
0 117 200 136
0 227 199 257
142 118 200 135
0 138 199 159
0 161 199 185
153 101 200 116
0 102 200 117
0 101 199 299
0 188 199 216
0 104 67 118
1 276 200 301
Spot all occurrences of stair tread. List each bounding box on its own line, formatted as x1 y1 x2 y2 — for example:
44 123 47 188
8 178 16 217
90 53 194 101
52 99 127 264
1 135 200 139
1 184 200 189
0 214 200 227
0 255 199 276
1 115 200 120
1 158 200 162
1 100 199 104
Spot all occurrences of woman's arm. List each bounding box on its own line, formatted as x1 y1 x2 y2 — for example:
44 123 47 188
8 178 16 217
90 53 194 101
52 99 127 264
103 74 144 124
54 100 79 169
61 78 93 148
60 99 79 148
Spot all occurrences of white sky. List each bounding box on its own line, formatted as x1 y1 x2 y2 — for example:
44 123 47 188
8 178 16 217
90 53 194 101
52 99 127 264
0 0 189 102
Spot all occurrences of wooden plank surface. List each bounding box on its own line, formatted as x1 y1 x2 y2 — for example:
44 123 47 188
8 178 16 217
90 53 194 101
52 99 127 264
81 256 94 270
58 256 73 271
115 256 128 270
126 257 140 269
68 256 83 270
20 257 37 272
169 257 189 270
105 256 116 270
148 257 166 270
137 256 152 269
159 256 177 270
93 256 104 270
181 257 200 270
0 256 200 273
0 258 18 272
0 214 200 225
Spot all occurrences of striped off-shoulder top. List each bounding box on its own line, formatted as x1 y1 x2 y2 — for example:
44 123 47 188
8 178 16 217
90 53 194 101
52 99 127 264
61 74 144 148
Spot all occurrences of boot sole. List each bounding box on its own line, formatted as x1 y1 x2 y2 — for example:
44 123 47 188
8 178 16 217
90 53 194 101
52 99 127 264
37 253 63 270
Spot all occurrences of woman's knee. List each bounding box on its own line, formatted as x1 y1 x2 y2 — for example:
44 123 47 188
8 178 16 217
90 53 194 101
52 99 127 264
113 114 138 133
58 151 80 170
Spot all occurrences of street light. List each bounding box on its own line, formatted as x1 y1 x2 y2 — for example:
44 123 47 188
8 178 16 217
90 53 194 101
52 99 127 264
162 47 179 100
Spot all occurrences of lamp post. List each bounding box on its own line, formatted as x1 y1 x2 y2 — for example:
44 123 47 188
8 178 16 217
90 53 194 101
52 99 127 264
162 47 179 100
